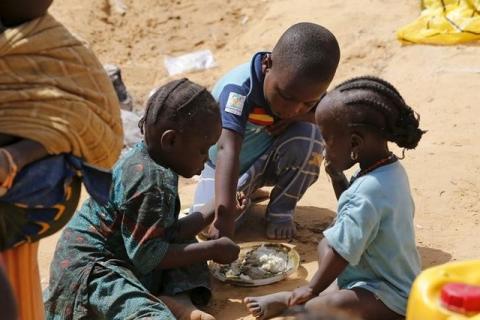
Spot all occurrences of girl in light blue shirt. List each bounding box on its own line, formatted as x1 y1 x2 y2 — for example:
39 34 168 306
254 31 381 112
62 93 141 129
244 76 425 320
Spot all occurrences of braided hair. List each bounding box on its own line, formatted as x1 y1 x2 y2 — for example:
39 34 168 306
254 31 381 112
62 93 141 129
334 76 425 150
139 78 219 135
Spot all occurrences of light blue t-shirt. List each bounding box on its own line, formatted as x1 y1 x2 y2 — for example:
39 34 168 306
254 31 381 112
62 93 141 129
324 161 421 316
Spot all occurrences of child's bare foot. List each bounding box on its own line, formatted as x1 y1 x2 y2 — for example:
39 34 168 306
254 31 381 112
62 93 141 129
159 294 215 320
244 292 291 319
266 220 296 239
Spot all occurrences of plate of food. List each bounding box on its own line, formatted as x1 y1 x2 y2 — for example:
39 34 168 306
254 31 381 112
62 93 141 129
209 242 300 286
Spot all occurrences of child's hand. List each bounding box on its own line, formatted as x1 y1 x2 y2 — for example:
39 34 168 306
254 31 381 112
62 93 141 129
324 159 345 181
233 191 248 220
210 237 240 264
206 223 221 240
207 218 233 240
288 286 315 306
207 192 248 240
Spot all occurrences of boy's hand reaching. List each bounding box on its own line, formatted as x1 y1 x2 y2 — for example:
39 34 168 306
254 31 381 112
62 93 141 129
234 191 248 219
206 221 224 241
208 192 248 240
288 286 315 306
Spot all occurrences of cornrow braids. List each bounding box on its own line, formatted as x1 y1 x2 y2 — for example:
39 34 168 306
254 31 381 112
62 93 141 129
139 79 187 133
335 76 425 150
139 78 219 135
335 75 403 101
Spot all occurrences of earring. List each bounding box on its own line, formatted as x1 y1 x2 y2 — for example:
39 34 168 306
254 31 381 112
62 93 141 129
350 151 358 161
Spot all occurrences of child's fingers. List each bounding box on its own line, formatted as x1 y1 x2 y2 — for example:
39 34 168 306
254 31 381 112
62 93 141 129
207 225 221 240
241 198 248 208
289 294 300 307
235 192 247 206
287 295 294 307
238 199 247 211
324 159 333 171
236 191 246 201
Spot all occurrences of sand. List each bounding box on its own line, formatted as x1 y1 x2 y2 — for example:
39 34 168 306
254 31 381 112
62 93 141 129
37 0 480 319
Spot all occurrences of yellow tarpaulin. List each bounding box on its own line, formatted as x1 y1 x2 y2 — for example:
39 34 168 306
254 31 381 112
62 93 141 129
397 0 480 45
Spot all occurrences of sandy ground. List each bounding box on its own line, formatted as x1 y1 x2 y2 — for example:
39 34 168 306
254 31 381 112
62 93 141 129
37 0 480 319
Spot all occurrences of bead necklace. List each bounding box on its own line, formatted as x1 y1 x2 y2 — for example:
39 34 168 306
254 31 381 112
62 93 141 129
350 153 398 185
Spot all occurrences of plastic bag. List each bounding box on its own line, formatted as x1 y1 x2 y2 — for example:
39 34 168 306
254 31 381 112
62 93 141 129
164 50 216 76
121 110 142 150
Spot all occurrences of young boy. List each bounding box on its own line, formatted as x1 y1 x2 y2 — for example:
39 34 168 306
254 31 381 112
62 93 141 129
192 22 340 240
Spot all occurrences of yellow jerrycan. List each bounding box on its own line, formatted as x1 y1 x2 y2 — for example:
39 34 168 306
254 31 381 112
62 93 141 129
407 260 480 319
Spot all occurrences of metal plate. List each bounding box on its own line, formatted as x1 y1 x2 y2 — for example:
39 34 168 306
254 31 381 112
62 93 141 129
209 242 300 287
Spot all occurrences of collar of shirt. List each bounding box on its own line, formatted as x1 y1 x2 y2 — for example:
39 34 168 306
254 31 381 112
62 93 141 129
247 51 277 119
